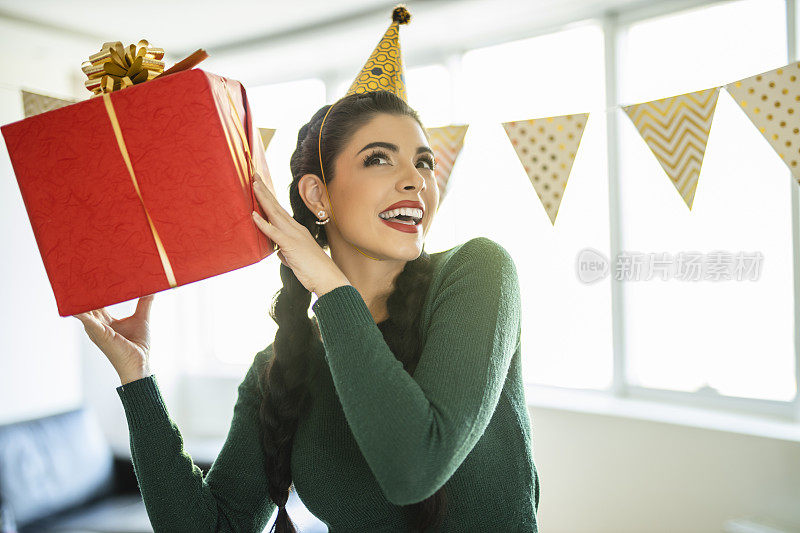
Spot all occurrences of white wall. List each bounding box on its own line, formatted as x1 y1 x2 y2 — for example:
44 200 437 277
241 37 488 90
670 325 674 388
1 11 799 533
531 406 800 532
0 17 92 423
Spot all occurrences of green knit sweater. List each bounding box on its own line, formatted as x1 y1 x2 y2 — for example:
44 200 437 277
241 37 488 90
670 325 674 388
116 236 540 532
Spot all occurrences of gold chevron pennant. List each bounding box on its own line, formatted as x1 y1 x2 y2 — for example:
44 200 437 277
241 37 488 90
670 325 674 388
426 125 468 207
258 128 276 152
623 87 720 211
502 113 588 226
21 90 79 118
725 62 800 185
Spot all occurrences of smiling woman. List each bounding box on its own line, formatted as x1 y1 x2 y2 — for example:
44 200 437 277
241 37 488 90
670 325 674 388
253 89 538 531
261 90 451 530
112 88 540 533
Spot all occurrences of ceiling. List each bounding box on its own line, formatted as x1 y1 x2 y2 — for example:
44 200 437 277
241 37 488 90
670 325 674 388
0 0 661 85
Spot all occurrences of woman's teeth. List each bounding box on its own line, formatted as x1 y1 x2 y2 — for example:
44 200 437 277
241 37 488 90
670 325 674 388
379 207 423 224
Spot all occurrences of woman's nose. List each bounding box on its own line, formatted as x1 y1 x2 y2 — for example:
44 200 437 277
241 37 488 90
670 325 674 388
401 162 426 190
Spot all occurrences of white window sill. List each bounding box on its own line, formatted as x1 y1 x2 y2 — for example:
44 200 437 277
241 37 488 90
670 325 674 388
524 383 800 443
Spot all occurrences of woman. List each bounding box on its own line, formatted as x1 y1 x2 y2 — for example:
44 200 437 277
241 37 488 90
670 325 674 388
74 89 540 532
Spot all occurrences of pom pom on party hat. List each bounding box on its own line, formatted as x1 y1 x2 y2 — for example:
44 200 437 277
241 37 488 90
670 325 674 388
345 4 411 102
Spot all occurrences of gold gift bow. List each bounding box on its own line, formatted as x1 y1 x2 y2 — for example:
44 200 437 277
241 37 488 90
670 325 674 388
99 79 257 288
82 40 165 95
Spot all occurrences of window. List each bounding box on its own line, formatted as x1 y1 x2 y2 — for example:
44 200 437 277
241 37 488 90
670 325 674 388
156 0 798 412
201 78 326 371
616 0 794 401
456 24 612 390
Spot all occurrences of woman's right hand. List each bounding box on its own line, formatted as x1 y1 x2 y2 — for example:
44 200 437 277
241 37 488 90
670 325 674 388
73 294 155 385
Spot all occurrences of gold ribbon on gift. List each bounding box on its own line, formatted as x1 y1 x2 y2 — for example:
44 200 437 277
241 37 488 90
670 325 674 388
82 40 165 96
219 78 255 190
101 92 177 287
98 78 257 289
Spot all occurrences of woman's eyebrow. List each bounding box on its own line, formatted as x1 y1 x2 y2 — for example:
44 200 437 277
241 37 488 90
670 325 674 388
357 141 434 157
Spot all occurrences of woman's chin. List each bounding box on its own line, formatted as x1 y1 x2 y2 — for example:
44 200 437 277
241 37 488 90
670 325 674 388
374 240 423 262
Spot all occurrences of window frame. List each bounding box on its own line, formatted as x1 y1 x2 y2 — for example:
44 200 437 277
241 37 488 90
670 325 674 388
601 0 800 422
196 0 800 425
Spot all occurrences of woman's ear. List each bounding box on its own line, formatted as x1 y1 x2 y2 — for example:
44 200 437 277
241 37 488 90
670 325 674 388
298 173 328 215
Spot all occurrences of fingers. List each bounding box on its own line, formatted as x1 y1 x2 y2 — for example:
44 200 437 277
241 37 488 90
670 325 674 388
134 294 154 319
73 312 104 339
97 308 113 324
252 176 291 225
277 250 289 267
251 210 283 248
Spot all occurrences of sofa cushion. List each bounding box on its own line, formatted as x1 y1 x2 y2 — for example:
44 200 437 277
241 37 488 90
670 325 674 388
0 408 114 527
19 494 152 533
1 502 17 533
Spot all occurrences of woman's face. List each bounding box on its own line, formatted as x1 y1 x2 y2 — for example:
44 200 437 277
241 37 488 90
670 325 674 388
318 112 439 262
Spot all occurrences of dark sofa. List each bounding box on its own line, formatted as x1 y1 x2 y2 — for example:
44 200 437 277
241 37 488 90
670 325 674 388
0 407 155 532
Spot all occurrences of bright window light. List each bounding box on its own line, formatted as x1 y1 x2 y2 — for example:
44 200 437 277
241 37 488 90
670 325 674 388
457 23 612 390
204 78 326 368
617 0 794 401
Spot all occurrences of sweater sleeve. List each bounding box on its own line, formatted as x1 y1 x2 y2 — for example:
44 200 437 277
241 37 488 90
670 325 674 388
311 237 521 506
115 346 276 532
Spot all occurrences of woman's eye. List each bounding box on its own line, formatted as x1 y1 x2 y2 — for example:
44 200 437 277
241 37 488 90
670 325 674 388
417 157 435 170
363 151 435 170
363 150 392 167
369 155 389 166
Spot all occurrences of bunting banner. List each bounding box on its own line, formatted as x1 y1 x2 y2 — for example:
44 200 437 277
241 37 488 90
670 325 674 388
22 90 79 118
502 114 588 225
426 125 468 207
725 62 800 185
622 87 720 211
258 127 276 152
18 60 800 230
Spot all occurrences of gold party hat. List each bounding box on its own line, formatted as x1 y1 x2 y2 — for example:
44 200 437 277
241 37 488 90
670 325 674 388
345 5 411 102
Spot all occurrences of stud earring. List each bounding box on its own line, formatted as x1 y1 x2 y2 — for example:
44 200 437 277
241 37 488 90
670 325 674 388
314 210 330 225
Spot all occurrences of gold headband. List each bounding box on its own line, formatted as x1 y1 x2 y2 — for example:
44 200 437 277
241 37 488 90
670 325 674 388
317 96 384 261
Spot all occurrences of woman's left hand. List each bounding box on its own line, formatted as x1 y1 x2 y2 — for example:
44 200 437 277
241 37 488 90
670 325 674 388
251 172 348 295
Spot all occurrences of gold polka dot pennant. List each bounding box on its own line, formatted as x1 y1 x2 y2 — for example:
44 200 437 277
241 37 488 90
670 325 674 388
426 125 469 207
502 113 589 226
622 87 720 211
725 61 800 185
258 128 276 153
21 90 78 118
345 6 411 102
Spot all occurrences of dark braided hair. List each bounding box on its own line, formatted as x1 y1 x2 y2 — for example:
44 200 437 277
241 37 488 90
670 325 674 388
258 89 447 532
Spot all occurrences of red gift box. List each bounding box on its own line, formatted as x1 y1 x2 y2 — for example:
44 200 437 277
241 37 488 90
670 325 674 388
1 68 277 316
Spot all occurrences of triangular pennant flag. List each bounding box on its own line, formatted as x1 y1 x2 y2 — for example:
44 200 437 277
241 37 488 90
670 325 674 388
623 87 720 211
21 90 78 118
345 6 411 102
725 62 800 185
502 113 588 225
426 125 468 207
258 128 276 152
